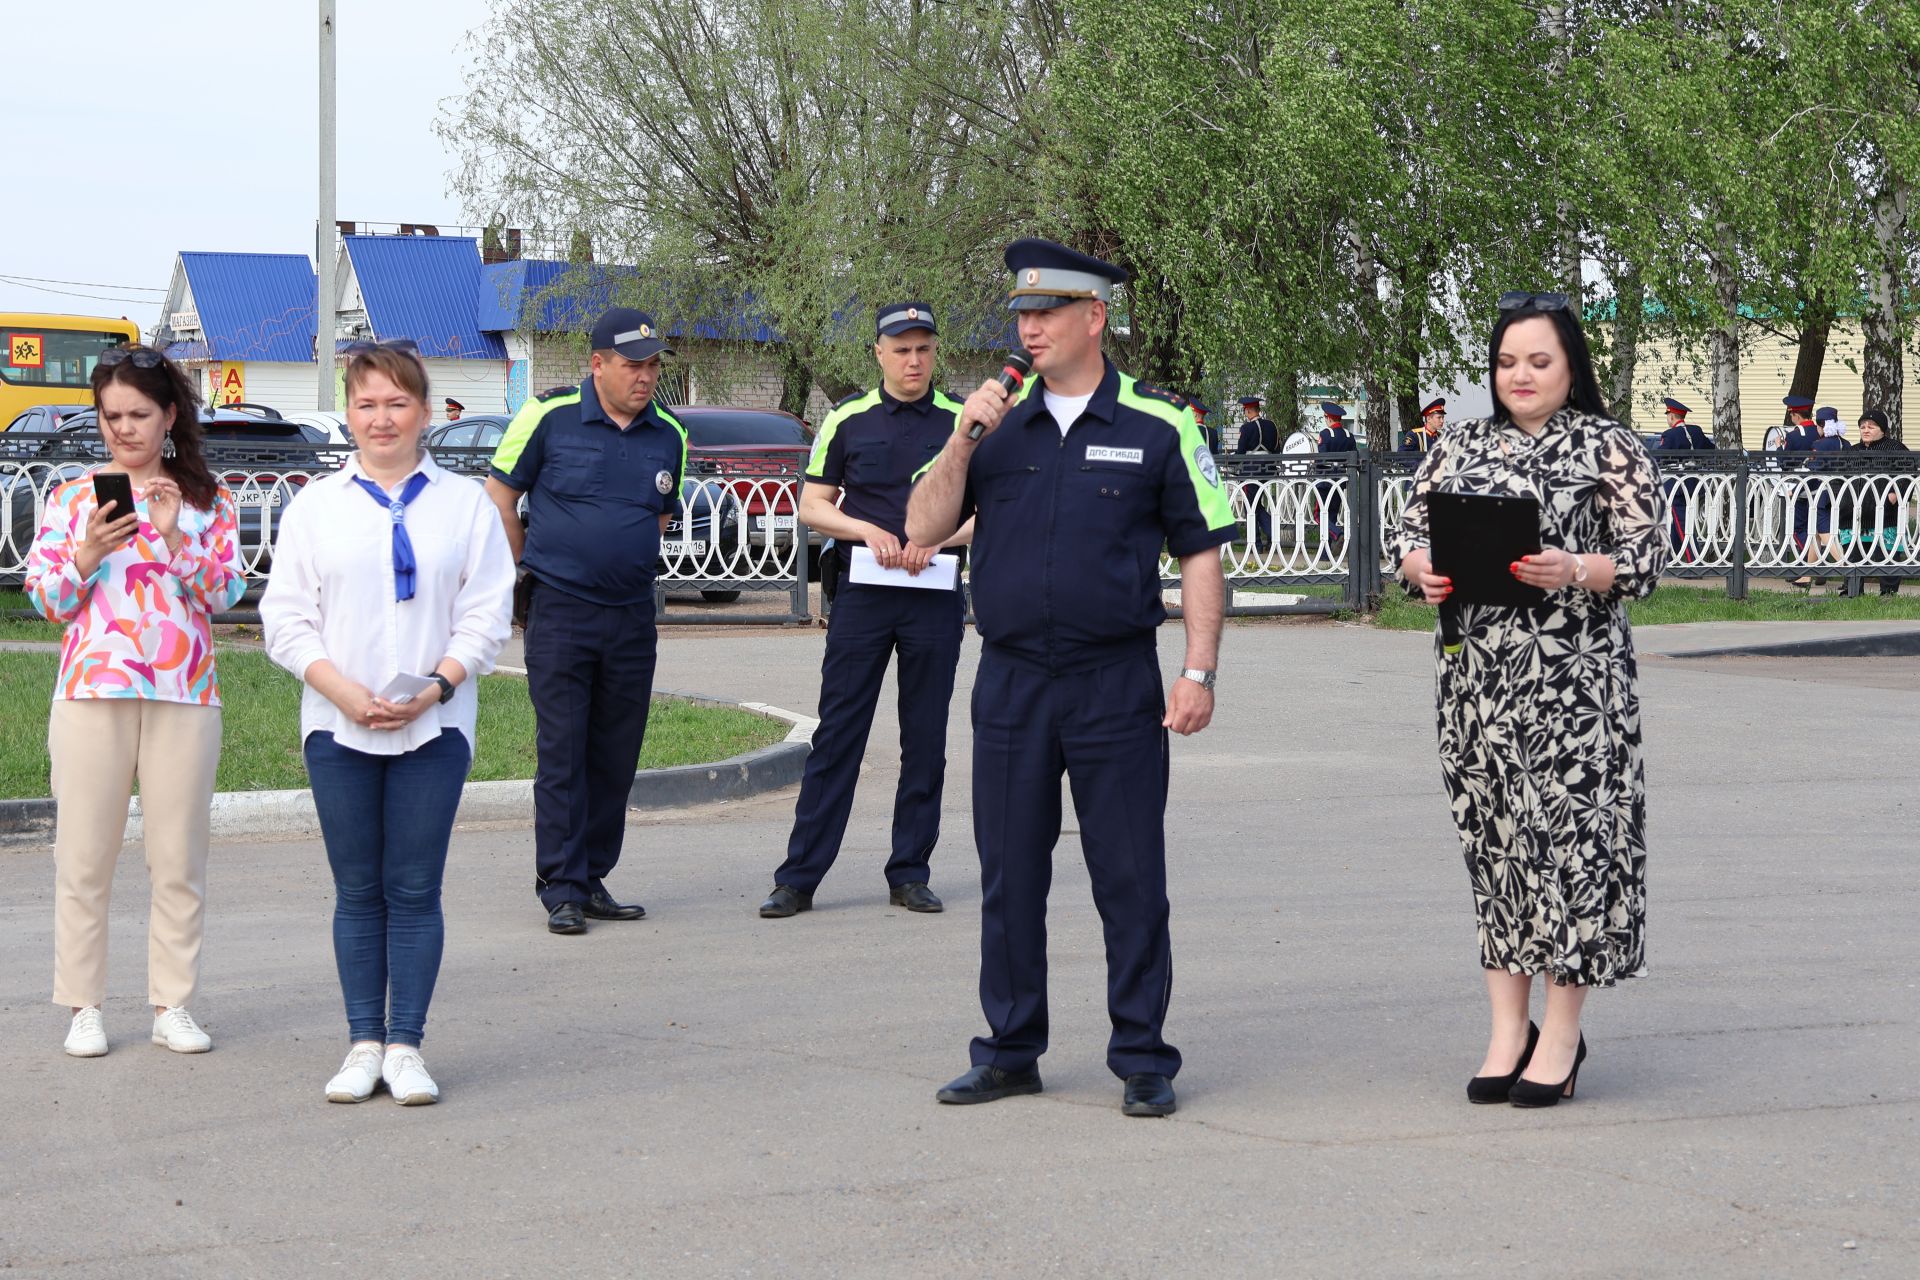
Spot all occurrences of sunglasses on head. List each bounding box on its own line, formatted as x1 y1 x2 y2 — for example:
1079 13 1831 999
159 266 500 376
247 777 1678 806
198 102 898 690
342 338 421 356
1497 291 1571 313
97 345 166 369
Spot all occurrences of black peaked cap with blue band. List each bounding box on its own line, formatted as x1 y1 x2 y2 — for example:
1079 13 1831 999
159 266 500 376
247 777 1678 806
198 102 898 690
1004 238 1129 311
875 301 938 338
590 306 674 362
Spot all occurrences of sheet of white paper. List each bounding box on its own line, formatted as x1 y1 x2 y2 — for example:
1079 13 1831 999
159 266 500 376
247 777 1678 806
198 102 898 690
378 673 440 704
847 545 959 591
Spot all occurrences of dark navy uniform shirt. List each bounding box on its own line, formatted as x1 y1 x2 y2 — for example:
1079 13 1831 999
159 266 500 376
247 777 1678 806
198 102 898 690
1398 427 1437 453
1317 426 1356 453
488 378 688 607
1235 417 1279 453
953 360 1236 672
1783 425 1818 453
1657 423 1714 450
805 385 962 545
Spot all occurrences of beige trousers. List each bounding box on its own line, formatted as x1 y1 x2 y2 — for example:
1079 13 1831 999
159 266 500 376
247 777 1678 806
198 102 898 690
49 698 222 1009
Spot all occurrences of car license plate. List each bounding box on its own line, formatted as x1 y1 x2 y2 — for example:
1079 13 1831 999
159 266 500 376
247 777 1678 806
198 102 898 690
662 540 707 556
757 514 795 531
233 491 282 507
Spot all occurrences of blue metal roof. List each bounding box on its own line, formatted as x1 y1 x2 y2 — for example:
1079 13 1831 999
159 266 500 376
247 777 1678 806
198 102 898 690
344 235 506 360
479 260 644 333
177 252 317 362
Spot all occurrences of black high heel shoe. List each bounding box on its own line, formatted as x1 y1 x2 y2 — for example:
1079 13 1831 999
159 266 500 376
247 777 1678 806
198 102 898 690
1509 1033 1586 1107
1466 1021 1540 1104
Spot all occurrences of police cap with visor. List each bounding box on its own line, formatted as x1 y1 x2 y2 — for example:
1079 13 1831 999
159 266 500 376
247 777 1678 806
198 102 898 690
1004 238 1129 311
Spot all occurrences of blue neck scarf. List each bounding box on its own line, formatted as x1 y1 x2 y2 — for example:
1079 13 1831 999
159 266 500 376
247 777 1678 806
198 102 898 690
351 471 430 601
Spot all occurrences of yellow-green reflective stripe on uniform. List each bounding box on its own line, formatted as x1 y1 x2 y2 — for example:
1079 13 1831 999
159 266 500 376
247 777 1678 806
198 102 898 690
806 389 881 480
910 383 1030 483
1115 375 1236 531
655 403 689 481
490 390 581 477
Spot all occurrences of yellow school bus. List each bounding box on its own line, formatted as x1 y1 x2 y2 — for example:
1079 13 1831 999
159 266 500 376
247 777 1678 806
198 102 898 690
1 313 143 428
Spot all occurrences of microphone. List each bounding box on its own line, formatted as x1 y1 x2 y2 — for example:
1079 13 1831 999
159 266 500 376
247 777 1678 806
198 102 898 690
965 348 1034 440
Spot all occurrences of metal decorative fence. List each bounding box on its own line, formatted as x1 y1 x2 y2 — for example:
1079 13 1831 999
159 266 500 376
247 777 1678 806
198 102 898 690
4 435 1916 622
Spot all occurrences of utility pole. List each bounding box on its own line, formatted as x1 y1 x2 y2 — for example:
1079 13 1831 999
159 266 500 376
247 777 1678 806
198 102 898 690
317 0 337 410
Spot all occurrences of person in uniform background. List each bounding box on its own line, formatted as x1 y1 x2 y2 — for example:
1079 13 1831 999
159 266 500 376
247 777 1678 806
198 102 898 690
1781 395 1818 555
757 304 970 920
1315 401 1356 543
1399 397 1446 453
1235 395 1279 453
444 398 464 422
1655 398 1714 558
1797 405 1851 587
908 237 1234 1120
1189 396 1222 455
484 307 687 936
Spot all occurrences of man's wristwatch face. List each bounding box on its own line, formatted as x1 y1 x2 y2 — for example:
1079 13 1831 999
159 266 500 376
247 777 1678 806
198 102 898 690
1182 668 1216 692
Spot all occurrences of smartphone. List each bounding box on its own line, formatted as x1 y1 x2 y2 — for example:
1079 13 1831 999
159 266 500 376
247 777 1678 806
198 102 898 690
92 471 136 521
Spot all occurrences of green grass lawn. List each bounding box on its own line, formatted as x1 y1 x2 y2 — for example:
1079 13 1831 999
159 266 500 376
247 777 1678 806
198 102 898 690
0 649 789 800
0 589 63 642
1356 582 1920 632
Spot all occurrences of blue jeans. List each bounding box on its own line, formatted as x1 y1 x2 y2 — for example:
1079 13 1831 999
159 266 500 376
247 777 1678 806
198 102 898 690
304 729 471 1046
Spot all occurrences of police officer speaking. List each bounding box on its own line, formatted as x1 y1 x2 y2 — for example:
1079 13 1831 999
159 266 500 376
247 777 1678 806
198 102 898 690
907 237 1235 1119
757 303 970 920
484 307 688 936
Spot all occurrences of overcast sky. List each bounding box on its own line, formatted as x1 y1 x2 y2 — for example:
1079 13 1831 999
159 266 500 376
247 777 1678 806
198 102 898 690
0 0 492 332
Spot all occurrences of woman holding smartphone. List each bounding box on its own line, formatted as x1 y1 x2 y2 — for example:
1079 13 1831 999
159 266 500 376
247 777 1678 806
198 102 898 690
262 342 513 1106
25 345 244 1058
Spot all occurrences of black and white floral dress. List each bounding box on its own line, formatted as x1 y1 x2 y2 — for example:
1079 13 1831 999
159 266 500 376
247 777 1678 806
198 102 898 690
1392 409 1668 986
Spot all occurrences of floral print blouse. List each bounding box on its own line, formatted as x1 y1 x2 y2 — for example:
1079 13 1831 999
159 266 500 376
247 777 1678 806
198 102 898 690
25 478 247 705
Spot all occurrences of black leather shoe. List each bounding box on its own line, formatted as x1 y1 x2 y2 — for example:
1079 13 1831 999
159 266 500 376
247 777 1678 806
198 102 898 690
935 1064 1042 1105
546 902 587 935
583 889 645 920
1121 1073 1177 1117
758 885 813 918
888 882 943 913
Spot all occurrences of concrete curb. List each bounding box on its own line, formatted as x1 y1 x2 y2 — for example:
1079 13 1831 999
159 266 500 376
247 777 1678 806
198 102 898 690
0 692 815 848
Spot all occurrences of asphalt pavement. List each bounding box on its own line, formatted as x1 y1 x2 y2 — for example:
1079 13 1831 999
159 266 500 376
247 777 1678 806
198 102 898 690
1 616 1913 1277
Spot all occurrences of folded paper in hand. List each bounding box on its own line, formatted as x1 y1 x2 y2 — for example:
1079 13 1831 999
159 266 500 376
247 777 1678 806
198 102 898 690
848 544 959 591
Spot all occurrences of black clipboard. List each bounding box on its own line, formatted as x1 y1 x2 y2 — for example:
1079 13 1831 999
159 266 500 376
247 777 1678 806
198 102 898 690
1427 491 1547 607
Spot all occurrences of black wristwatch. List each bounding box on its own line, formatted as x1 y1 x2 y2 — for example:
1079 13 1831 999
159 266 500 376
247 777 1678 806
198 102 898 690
430 672 456 704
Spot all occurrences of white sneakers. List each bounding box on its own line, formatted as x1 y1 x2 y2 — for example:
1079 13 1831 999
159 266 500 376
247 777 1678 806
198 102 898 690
64 1006 213 1057
325 1043 440 1105
381 1046 440 1106
151 1007 212 1053
64 1007 107 1057
325 1043 386 1103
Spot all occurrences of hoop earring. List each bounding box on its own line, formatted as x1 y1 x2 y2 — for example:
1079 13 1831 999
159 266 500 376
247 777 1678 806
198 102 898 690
161 434 177 460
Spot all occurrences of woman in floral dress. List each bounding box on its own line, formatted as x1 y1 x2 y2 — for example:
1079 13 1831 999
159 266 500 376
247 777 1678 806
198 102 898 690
1392 293 1667 1107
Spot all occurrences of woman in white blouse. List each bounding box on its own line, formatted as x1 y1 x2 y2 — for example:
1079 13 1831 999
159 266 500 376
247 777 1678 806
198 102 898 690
262 343 513 1105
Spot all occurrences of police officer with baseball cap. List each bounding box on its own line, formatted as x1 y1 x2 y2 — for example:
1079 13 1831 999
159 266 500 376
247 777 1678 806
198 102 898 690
485 306 687 935
908 237 1235 1119
757 303 969 920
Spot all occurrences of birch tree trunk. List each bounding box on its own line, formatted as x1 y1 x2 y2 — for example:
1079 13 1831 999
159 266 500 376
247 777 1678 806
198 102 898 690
1709 221 1743 447
1861 181 1910 440
1606 268 1644 431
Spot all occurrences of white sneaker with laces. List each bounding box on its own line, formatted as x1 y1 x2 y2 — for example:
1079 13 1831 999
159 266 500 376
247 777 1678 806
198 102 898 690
326 1043 386 1103
382 1046 439 1106
151 1007 212 1053
64 1006 107 1058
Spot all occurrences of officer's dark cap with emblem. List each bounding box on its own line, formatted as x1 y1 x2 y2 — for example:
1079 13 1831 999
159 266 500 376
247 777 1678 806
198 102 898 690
590 306 674 362
1239 395 1264 407
1322 402 1348 419
1420 397 1446 416
875 301 937 339
1662 397 1690 415
1004 238 1129 311
1783 395 1814 410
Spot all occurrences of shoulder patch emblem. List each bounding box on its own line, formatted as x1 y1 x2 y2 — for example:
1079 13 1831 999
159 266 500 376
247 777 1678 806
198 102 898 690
1195 444 1220 487
536 385 578 402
